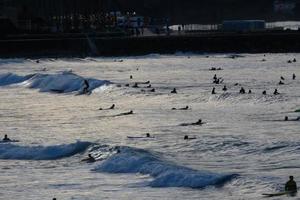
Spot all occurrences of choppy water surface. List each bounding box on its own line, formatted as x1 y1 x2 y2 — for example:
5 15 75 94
0 54 299 200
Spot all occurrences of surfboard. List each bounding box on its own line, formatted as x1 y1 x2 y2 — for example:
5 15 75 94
127 136 155 139
262 192 289 197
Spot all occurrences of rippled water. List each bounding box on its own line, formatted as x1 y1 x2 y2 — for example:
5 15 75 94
0 54 299 199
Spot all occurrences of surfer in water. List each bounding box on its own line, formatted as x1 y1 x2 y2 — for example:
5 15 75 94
285 176 297 193
279 80 284 85
132 83 139 88
82 154 96 163
184 135 196 140
293 73 296 80
99 104 115 110
117 110 133 116
212 87 216 94
82 79 89 94
273 89 279 95
180 119 205 126
285 116 289 121
171 88 177 94
239 87 245 94
146 133 154 138
172 106 189 110
2 134 11 141
179 106 189 110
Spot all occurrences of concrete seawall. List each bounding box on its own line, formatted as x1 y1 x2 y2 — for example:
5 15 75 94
1 32 300 58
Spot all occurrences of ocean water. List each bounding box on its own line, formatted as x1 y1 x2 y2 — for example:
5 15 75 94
0 54 299 200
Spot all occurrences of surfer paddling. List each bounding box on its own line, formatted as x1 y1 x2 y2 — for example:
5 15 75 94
117 110 133 116
180 119 205 126
172 106 189 110
99 104 115 110
184 135 196 140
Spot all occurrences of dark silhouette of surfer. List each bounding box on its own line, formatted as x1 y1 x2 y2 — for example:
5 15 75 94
213 78 220 84
171 88 177 94
222 85 227 91
82 79 89 94
180 119 205 126
82 154 96 163
2 134 11 141
293 74 296 80
262 90 267 95
279 80 284 85
117 110 133 116
248 89 252 94
285 176 297 193
180 106 189 110
184 135 196 140
172 106 189 110
284 116 300 121
239 87 245 94
273 89 279 95
212 87 216 94
99 104 115 110
213 74 217 80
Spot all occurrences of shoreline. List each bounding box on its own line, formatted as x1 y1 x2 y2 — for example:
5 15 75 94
1 31 300 58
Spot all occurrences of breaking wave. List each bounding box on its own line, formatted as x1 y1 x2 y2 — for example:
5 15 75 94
0 72 110 94
93 146 237 188
0 141 92 160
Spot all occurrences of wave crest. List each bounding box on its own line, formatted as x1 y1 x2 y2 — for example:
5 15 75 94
93 146 237 188
0 72 110 94
0 141 92 160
